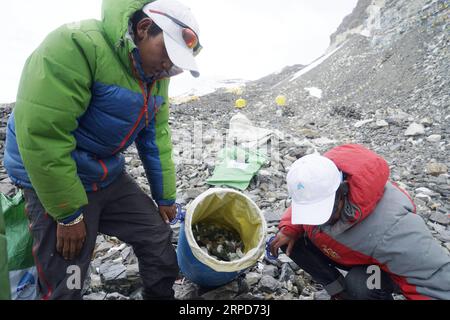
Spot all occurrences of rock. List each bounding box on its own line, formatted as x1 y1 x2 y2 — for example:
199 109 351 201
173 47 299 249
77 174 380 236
354 119 374 128
100 248 122 262
314 289 331 300
415 193 431 203
129 159 141 167
404 123 425 136
263 256 282 268
427 162 448 176
89 274 103 291
445 243 450 252
0 182 15 196
429 212 450 226
263 210 281 223
298 129 320 138
415 187 438 196
301 286 314 297
293 275 308 292
427 222 446 233
277 292 296 300
277 254 292 264
125 156 133 164
174 279 199 300
234 292 263 300
436 174 449 185
288 261 301 272
129 288 143 300
130 166 145 177
276 253 300 271
245 272 262 287
376 120 389 127
83 292 108 300
180 187 207 201
281 279 294 292
203 135 214 144
279 263 295 282
435 229 450 242
262 264 279 278
258 275 281 293
94 242 114 256
426 134 441 142
200 280 242 300
420 117 433 127
0 127 6 140
99 261 127 282
312 137 337 146
98 260 141 295
121 246 133 262
385 110 411 125
104 292 130 300
429 202 442 211
125 263 140 281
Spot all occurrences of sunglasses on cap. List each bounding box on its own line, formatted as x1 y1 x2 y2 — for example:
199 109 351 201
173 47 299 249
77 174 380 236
147 9 202 57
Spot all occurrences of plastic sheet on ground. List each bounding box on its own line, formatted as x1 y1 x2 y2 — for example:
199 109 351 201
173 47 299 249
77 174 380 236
1 191 38 300
207 113 271 190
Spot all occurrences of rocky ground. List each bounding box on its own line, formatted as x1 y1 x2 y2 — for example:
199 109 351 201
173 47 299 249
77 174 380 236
0 0 449 300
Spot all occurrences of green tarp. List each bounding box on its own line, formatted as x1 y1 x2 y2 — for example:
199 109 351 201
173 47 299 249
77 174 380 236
0 196 11 300
1 191 34 300
207 146 267 190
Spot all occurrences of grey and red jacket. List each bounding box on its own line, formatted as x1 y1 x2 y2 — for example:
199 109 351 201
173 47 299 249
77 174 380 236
279 144 450 300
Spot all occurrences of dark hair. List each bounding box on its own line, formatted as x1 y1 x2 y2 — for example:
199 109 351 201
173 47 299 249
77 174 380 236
130 10 163 37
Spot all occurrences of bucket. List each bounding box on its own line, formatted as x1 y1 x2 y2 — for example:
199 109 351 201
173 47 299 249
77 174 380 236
174 188 267 288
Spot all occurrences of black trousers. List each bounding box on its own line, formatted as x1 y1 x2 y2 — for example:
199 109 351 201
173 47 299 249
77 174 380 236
281 235 397 300
23 172 179 300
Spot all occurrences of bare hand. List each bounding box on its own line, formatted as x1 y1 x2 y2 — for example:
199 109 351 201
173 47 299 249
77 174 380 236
269 231 296 258
159 205 177 224
56 220 86 260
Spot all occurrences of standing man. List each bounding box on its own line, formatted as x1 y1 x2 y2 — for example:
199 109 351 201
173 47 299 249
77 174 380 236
4 0 202 300
270 144 450 300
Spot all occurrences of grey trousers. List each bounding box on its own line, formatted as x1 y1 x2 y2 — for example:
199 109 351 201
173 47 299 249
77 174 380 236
23 171 179 300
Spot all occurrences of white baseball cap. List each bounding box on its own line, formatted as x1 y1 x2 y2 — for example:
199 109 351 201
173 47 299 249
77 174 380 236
143 0 201 77
287 154 343 225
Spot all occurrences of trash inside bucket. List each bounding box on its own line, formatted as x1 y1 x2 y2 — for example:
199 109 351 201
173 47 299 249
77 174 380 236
176 188 267 288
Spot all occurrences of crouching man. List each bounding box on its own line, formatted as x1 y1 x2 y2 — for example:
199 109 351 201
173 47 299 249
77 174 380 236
270 144 450 300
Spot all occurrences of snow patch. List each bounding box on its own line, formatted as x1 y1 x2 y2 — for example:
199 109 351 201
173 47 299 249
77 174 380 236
170 75 247 98
290 43 345 82
304 87 323 99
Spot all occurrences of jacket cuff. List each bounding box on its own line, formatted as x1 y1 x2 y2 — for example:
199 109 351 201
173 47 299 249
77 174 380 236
157 199 176 206
58 208 83 224
280 226 302 240
324 275 346 296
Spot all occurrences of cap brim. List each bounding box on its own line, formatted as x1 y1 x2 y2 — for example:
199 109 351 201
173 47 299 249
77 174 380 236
291 192 336 225
163 32 200 78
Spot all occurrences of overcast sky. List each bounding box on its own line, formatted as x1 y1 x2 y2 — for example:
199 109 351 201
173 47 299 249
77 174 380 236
0 0 358 102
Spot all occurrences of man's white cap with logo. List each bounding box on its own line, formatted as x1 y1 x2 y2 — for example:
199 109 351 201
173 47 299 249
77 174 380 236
287 154 343 225
143 0 201 77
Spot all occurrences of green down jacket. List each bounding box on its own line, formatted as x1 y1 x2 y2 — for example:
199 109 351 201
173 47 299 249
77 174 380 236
5 0 176 221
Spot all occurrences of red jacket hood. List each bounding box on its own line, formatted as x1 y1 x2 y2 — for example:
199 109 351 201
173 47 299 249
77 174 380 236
279 144 390 237
324 144 389 223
